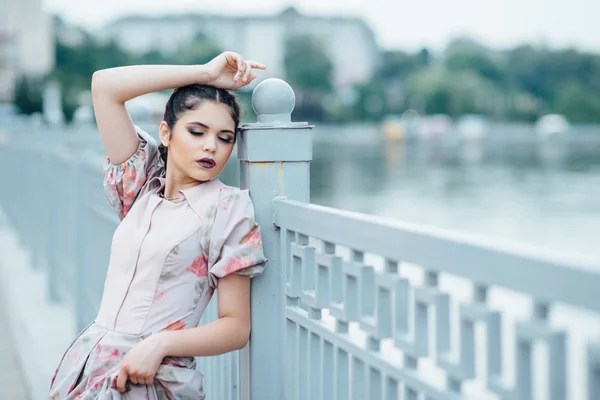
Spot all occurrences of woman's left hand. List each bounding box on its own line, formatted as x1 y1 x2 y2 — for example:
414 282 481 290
204 51 267 89
116 333 167 392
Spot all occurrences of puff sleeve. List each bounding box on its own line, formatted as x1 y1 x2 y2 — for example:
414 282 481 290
102 126 162 220
207 189 267 289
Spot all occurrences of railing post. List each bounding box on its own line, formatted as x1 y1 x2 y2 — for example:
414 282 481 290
238 78 313 399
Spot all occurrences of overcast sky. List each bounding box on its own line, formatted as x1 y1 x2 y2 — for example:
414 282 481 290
44 0 600 52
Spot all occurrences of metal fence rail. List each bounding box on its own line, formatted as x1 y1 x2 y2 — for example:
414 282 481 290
274 198 600 400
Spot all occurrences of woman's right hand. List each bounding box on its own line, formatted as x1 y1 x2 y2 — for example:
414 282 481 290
204 52 267 90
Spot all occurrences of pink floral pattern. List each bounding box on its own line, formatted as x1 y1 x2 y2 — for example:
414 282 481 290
103 127 161 220
165 320 187 331
223 257 255 275
242 230 262 250
48 324 205 399
186 254 208 277
152 290 165 303
206 189 268 287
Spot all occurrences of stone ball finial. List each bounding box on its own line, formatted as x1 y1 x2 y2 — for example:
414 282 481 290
251 78 295 123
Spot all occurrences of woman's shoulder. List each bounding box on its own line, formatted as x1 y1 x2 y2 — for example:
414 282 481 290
103 125 164 220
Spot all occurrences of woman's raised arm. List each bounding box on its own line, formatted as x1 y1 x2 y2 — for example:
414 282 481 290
91 64 211 164
91 52 266 164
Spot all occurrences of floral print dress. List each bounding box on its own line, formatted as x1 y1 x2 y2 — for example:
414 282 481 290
48 127 267 399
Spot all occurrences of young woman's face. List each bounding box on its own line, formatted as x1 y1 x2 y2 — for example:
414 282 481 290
160 101 236 183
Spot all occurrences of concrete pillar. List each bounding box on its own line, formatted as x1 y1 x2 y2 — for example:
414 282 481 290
238 78 313 399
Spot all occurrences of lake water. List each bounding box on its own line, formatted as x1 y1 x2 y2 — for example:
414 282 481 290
308 124 600 262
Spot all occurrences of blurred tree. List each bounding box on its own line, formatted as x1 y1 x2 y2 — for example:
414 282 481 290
416 48 431 66
40 24 600 124
375 48 431 116
404 67 498 117
13 76 43 115
284 35 333 92
54 35 132 82
380 50 422 80
445 39 505 84
284 35 333 120
353 80 386 120
554 81 600 122
505 45 545 98
86 38 132 71
504 46 600 121
49 34 136 122
177 33 222 65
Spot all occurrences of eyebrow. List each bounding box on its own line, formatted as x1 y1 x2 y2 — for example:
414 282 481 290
187 121 235 135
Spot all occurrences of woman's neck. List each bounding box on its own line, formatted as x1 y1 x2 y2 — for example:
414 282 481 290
163 167 204 199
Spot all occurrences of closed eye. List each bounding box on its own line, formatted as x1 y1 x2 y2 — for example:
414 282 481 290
189 129 234 144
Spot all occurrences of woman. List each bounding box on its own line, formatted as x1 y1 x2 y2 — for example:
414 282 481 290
49 52 268 399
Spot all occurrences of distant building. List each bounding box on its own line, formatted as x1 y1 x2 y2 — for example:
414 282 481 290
96 7 381 89
0 0 54 102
